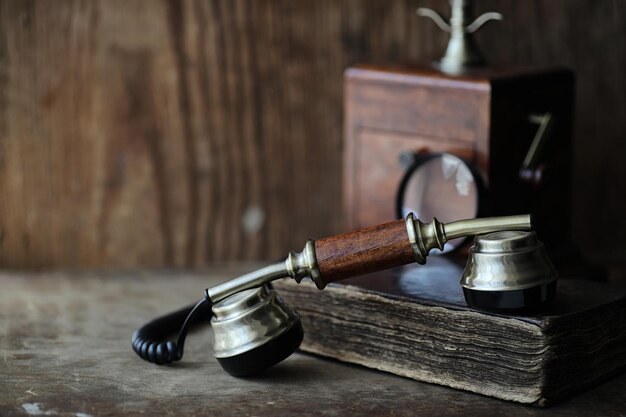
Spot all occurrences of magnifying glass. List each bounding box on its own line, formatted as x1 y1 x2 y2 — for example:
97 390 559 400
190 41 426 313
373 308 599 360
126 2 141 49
396 152 487 253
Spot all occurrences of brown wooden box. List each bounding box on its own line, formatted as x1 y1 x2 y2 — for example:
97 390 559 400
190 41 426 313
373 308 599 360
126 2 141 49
343 65 574 250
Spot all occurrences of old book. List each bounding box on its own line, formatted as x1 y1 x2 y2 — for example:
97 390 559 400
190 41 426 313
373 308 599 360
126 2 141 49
273 257 626 407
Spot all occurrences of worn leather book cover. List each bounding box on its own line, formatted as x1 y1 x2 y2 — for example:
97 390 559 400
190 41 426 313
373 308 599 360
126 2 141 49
273 257 626 407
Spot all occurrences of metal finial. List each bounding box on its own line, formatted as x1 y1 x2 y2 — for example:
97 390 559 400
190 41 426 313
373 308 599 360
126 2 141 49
417 0 502 74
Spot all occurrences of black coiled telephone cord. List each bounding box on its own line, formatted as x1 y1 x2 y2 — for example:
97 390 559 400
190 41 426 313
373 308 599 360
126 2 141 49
131 289 213 364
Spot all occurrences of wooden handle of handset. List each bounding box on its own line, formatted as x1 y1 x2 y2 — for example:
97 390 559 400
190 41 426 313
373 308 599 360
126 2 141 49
314 219 415 284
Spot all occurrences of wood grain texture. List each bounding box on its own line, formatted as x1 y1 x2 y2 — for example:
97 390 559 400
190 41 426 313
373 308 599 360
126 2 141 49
315 218 414 284
0 1 624 272
4 267 626 416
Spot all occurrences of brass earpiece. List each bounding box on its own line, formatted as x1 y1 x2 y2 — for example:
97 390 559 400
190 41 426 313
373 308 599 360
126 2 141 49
211 286 303 376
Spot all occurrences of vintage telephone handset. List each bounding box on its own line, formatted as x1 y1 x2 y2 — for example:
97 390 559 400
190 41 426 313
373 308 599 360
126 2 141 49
133 213 556 376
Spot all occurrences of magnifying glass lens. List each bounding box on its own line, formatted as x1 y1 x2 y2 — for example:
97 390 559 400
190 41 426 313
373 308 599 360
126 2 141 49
400 154 479 253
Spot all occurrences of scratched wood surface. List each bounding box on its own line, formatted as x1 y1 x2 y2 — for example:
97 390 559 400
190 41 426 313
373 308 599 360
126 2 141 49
1 267 626 417
0 1 624 270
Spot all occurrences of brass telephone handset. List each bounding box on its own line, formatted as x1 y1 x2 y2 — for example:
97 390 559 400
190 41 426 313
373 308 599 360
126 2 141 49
133 214 557 376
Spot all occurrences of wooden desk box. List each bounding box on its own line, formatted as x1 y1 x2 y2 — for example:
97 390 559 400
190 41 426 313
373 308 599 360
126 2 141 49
343 65 574 250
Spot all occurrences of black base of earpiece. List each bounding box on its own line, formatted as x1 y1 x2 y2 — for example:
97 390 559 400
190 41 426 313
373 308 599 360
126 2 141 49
216 319 304 377
463 281 557 313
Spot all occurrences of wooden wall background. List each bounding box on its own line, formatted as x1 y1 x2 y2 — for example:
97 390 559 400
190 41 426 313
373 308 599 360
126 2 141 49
0 0 624 273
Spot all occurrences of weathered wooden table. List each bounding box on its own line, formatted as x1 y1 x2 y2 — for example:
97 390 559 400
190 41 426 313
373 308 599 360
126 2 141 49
2 266 626 416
